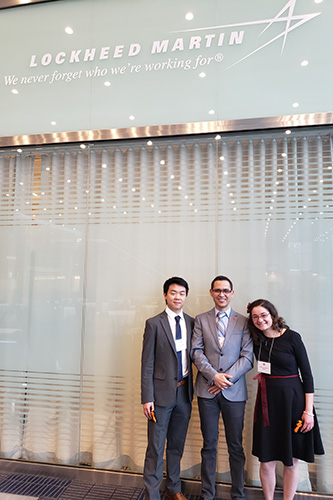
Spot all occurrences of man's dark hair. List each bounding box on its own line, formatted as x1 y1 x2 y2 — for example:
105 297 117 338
210 275 233 291
163 276 189 296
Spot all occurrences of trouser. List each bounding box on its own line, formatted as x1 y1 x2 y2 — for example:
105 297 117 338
198 393 246 500
143 382 191 500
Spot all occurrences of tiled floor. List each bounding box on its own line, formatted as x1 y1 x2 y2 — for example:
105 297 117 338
0 474 143 500
0 495 38 500
0 472 212 500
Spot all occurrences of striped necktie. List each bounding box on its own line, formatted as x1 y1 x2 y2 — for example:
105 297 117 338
217 311 227 348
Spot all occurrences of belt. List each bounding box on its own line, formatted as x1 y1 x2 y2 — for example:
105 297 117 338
253 373 299 426
177 377 188 387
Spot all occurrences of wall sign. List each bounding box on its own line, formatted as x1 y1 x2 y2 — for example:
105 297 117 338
1 0 332 143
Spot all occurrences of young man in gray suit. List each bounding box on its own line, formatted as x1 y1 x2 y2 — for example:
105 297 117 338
191 275 253 500
141 277 194 500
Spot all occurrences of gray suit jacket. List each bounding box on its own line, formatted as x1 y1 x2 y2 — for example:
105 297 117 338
141 310 194 407
191 307 253 401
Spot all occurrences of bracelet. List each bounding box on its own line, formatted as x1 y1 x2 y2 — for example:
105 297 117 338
303 411 314 417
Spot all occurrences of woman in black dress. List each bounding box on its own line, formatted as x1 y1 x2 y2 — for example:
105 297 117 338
247 299 324 500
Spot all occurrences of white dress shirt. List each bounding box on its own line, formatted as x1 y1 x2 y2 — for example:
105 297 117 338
166 306 188 378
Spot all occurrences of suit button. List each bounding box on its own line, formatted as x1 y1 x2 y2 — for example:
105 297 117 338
220 353 223 356
219 368 223 371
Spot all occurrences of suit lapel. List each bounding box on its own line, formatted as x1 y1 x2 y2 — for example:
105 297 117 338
160 312 177 354
184 314 192 352
223 308 237 347
207 308 221 350
209 308 239 350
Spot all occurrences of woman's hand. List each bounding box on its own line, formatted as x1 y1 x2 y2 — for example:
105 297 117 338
301 411 314 433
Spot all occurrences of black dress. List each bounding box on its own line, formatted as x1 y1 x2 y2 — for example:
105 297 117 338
252 328 324 466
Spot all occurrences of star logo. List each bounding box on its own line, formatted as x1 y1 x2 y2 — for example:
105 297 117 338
172 0 321 68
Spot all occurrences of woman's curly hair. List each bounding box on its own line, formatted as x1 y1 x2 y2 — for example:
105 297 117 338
247 299 288 345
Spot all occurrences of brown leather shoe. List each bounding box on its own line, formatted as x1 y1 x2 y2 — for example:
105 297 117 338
165 492 188 500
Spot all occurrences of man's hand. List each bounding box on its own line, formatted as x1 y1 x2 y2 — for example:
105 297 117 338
208 384 222 395
143 402 155 419
213 372 233 390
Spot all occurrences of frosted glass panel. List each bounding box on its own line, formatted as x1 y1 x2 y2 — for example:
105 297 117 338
0 129 331 493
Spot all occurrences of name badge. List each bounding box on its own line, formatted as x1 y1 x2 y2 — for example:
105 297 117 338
175 337 186 352
258 360 271 374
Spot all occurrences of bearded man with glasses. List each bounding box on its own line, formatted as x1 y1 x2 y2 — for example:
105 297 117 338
191 275 253 500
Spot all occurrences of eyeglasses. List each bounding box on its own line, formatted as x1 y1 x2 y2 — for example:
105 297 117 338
212 289 232 295
252 312 270 321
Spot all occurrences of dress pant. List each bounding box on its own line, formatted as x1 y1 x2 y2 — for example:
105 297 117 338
143 382 191 500
198 393 246 500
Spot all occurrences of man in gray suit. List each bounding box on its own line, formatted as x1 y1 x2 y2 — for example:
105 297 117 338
141 277 194 500
191 275 253 500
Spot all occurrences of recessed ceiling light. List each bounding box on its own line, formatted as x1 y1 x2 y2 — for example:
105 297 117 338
65 26 74 35
292 102 299 108
51 121 56 126
199 72 206 78
301 60 309 67
12 89 19 95
129 115 135 120
185 12 194 20
208 109 215 115
104 81 111 87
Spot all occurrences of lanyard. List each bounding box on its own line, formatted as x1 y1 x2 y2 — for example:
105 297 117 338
258 337 275 364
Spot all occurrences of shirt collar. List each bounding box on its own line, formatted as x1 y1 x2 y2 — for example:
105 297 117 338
215 307 231 318
166 306 184 320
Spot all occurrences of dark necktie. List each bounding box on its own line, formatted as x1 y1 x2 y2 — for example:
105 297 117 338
175 315 183 382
